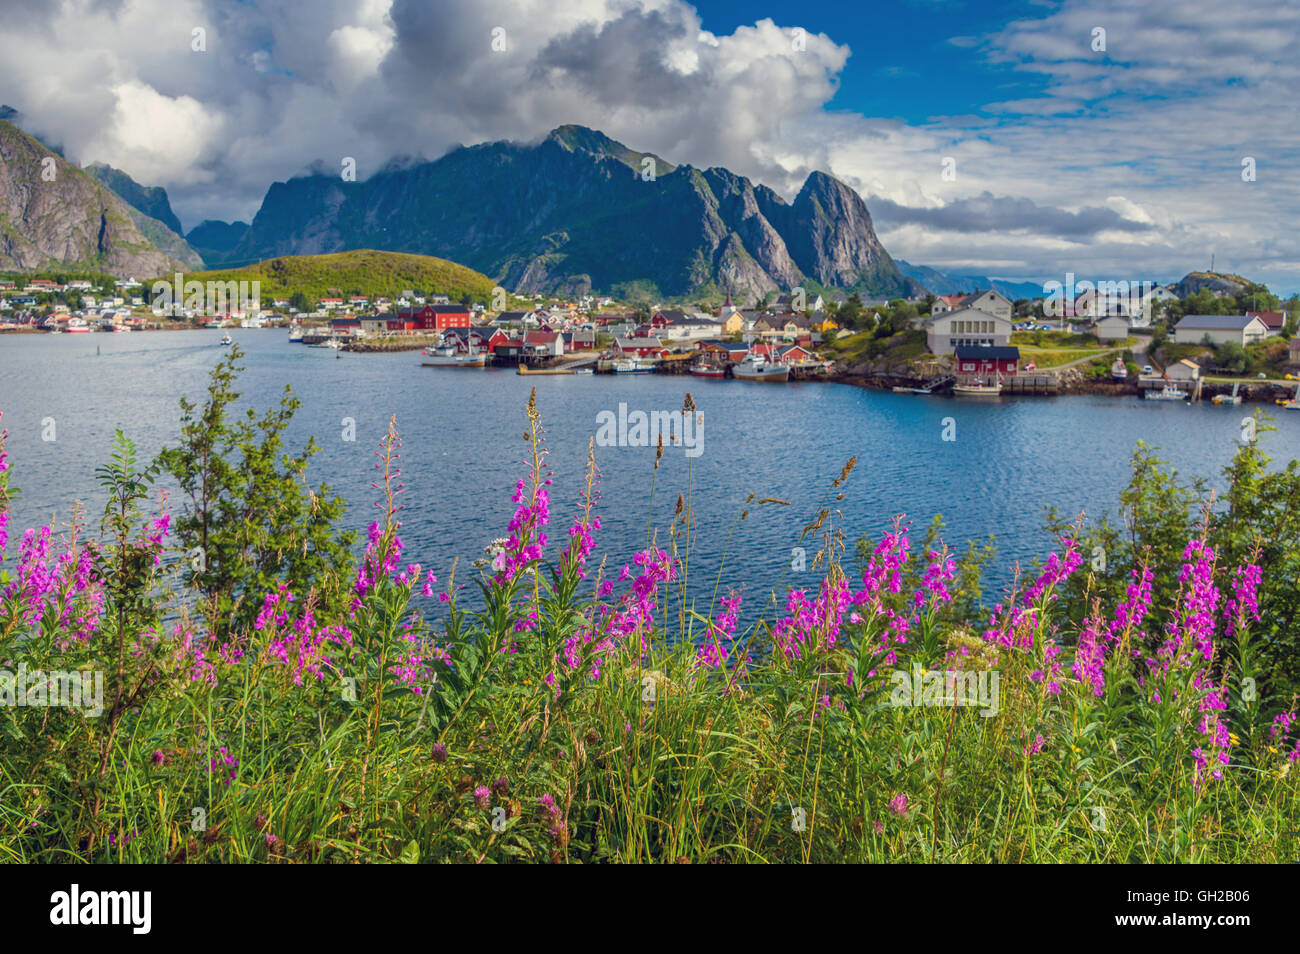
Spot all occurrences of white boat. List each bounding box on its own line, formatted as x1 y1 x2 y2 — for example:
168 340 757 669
65 317 90 333
421 344 484 367
288 326 303 342
952 380 1002 396
732 355 789 382
1144 385 1188 401
220 334 232 346
1111 358 1128 380
612 358 655 373
204 319 223 329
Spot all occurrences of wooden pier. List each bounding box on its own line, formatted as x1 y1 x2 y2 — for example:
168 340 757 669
1002 374 1061 395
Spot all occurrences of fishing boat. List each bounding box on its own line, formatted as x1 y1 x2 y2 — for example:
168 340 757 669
612 358 655 373
421 344 485 367
288 325 303 343
65 317 90 333
1111 358 1128 381
732 355 789 382
952 379 1002 396
204 319 223 329
689 359 726 378
1144 385 1188 401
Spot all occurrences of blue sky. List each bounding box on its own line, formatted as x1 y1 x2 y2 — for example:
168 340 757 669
692 0 1053 123
3 0 1297 294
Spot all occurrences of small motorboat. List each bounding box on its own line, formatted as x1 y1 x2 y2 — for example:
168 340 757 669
1144 385 1188 401
690 360 726 378
732 355 789 382
220 334 233 346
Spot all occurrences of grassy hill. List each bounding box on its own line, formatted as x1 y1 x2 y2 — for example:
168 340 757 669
150 250 500 306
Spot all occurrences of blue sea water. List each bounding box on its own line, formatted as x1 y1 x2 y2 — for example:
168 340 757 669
1 329 1296 614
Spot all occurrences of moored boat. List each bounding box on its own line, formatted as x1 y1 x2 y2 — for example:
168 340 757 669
732 355 789 382
952 380 1002 396
612 358 655 373
421 345 485 367
689 360 726 378
1111 358 1128 380
1144 385 1188 401
65 317 90 333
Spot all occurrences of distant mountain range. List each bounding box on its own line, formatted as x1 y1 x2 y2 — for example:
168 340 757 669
895 260 1047 300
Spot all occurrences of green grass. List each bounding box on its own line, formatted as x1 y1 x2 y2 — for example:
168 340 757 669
1 388 1298 864
147 250 502 306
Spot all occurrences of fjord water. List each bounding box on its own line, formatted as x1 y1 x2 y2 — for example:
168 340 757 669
2 330 1297 609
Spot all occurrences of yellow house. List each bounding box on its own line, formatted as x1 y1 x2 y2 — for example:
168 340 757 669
721 311 745 335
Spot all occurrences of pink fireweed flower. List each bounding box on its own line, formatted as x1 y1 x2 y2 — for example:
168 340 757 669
1270 711 1300 763
774 575 853 662
1072 610 1107 697
982 538 1082 651
2 517 105 646
1108 565 1154 645
256 587 353 685
696 590 743 669
1223 562 1262 638
562 547 677 678
912 548 957 611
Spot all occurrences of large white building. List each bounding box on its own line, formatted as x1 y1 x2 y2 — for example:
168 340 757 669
1172 314 1269 346
925 307 1013 355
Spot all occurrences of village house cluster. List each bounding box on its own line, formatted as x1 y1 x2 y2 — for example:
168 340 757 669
5 274 1298 396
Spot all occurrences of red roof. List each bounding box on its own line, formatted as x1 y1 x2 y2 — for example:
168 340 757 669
1247 311 1286 329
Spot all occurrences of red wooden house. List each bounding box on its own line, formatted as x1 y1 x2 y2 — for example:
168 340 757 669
614 336 669 358
410 304 472 331
954 345 1019 379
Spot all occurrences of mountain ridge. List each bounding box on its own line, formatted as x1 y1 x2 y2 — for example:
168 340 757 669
230 125 922 301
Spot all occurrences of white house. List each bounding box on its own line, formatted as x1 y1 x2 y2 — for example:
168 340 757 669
1166 359 1202 383
925 307 1013 355
1172 314 1269 346
931 289 1013 322
1088 314 1130 342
